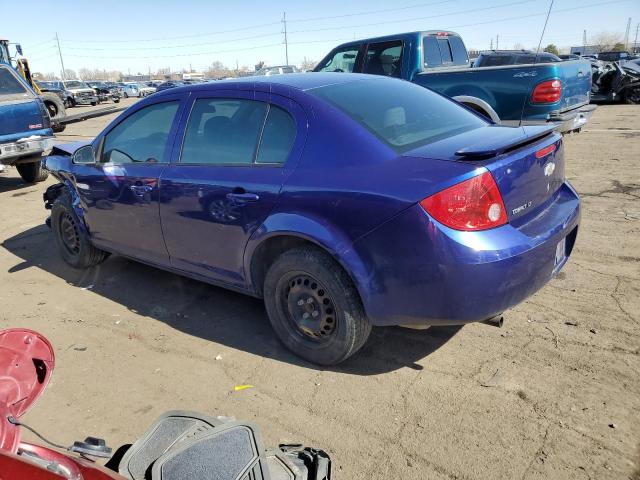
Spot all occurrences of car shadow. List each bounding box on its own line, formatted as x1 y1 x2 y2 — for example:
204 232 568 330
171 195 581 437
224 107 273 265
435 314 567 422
0 175 36 194
2 225 461 375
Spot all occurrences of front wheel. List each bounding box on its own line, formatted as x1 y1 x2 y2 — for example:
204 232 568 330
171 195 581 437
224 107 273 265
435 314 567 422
263 247 371 365
51 191 108 268
16 161 48 183
623 86 640 104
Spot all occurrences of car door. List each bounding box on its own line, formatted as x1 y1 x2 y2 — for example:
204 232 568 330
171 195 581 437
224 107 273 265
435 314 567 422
72 95 185 265
159 91 303 287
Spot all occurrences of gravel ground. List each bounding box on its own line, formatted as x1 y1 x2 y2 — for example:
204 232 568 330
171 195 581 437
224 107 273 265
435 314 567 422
0 103 638 479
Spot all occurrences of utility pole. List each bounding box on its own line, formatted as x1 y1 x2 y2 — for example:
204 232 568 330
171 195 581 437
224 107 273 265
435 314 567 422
55 32 67 80
583 29 587 53
282 12 289 65
490 37 493 50
634 23 639 54
496 35 499 50
624 17 631 50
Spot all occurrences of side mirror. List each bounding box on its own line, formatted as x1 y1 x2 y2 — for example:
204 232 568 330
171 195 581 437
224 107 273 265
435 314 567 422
15 44 23 56
73 145 96 164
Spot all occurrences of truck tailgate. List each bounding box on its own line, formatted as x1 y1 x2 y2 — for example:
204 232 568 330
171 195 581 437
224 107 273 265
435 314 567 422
557 59 591 111
0 99 48 140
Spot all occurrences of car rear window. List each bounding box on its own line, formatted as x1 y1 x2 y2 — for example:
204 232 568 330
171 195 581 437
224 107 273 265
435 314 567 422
310 78 487 153
0 67 30 101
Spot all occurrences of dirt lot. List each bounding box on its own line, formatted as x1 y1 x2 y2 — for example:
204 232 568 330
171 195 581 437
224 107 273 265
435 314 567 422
0 103 638 479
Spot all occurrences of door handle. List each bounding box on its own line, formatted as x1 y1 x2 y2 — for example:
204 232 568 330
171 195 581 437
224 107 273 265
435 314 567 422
130 184 153 196
226 192 260 203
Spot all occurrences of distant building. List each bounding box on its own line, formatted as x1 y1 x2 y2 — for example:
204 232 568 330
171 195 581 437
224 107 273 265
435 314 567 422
570 45 599 55
182 72 204 81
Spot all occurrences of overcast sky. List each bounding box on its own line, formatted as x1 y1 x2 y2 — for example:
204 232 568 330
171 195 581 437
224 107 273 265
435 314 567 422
3 0 639 76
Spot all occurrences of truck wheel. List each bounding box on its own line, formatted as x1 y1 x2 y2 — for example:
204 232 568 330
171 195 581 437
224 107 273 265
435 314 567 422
263 246 371 365
90 101 97 106
40 93 66 133
16 161 49 183
124 92 129 98
51 190 108 268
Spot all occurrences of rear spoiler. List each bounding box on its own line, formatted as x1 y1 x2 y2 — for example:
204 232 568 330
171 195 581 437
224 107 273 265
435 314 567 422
455 125 556 159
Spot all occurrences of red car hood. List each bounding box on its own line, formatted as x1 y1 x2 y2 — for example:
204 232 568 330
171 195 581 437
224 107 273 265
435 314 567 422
0 329 55 453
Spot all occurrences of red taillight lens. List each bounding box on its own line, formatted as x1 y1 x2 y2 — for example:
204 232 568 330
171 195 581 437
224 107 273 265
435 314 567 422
420 172 508 231
531 79 562 103
535 143 556 158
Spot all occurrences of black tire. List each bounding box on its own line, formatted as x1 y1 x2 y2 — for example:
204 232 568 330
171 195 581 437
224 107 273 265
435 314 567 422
51 190 108 268
114 98 120 103
263 247 371 365
123 92 129 98
90 101 97 106
16 161 48 183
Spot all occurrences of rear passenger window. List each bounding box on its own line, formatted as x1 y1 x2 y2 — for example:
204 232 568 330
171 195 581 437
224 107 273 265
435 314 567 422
437 38 453 63
423 36 442 67
363 41 403 78
181 99 267 165
256 106 296 164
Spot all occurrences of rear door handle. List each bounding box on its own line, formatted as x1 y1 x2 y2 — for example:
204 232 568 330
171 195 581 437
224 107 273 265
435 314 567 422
130 184 153 196
226 192 260 203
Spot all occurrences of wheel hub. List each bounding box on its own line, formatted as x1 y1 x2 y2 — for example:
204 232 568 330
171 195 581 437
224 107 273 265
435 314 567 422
285 274 336 341
60 212 80 255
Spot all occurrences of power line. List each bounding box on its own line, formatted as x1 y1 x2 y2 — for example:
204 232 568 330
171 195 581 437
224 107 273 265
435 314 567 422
288 0 537 34
60 32 281 51
62 21 281 44
288 0 454 23
64 42 283 60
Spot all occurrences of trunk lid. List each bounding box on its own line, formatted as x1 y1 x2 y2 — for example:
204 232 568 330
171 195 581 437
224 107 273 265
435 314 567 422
406 125 565 222
0 329 55 453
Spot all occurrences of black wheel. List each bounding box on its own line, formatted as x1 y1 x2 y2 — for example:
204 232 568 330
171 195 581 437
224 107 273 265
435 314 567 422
623 86 640 104
114 98 120 103
90 101 97 106
16 160 48 183
264 247 371 365
51 190 108 268
123 92 129 98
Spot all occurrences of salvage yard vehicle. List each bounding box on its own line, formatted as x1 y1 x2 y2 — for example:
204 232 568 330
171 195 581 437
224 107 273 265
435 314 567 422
590 60 640 103
87 81 121 103
60 80 99 106
43 73 580 365
314 31 596 133
0 328 331 479
120 82 140 98
255 65 302 75
0 63 53 182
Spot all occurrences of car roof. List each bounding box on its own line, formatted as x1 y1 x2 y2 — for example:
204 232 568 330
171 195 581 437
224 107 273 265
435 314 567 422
154 72 377 96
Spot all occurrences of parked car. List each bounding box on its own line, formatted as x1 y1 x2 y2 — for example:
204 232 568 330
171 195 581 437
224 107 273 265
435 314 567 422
473 50 562 67
597 51 637 62
314 31 596 133
0 327 331 479
155 80 185 91
87 81 121 103
43 74 580 365
120 82 140 98
0 63 53 182
136 82 156 96
590 60 640 103
37 80 74 108
255 65 301 76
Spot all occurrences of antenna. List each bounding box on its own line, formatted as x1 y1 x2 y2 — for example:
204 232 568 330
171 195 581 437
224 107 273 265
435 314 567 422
282 12 289 65
535 0 554 63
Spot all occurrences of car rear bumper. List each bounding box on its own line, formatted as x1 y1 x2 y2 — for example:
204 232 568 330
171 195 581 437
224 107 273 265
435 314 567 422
350 182 580 326
0 136 55 165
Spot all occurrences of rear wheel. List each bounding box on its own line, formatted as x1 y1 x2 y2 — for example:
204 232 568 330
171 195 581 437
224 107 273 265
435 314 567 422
263 247 371 365
40 93 66 133
51 191 108 268
623 86 640 104
16 160 48 183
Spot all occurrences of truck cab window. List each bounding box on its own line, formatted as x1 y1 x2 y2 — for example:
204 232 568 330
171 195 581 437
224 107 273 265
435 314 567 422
316 46 360 73
448 36 469 65
437 38 453 64
423 36 442 68
363 41 403 78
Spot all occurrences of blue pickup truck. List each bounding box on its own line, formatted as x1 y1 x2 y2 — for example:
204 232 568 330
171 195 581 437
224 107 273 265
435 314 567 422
0 46 53 182
314 31 596 133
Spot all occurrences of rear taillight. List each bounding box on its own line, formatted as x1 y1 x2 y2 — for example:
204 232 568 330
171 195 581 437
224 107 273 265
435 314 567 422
535 143 556 158
420 171 507 231
531 79 562 103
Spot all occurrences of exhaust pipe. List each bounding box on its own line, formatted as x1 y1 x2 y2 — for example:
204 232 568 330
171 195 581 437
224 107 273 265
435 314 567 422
480 315 504 328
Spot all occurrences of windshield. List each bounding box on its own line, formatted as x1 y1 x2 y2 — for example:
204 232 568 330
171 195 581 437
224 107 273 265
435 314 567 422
0 66 30 101
310 78 487 152
64 80 88 89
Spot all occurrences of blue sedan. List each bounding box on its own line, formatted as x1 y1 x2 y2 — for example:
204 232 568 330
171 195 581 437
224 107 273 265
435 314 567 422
43 73 580 365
